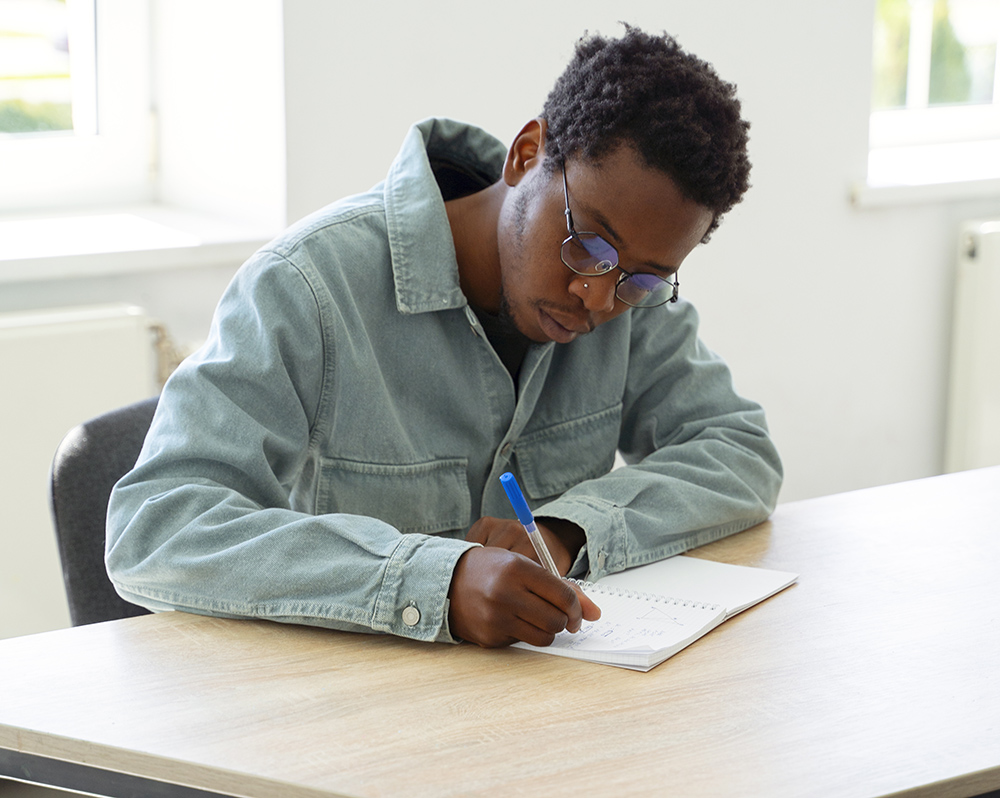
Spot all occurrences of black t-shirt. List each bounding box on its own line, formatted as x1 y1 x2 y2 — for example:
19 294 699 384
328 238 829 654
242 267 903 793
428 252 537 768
472 306 531 385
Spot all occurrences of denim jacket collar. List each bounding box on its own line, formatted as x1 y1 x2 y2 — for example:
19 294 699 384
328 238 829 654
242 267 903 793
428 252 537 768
384 118 507 315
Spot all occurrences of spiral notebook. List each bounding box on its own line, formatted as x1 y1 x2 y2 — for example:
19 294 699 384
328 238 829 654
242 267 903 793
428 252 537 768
512 556 798 672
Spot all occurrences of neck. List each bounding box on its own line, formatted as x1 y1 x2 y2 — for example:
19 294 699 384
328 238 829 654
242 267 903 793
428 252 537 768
445 181 506 313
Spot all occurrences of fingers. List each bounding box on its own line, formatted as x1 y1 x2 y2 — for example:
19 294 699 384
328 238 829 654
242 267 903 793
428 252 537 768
467 516 583 577
528 570 585 633
466 517 542 565
464 517 494 545
570 582 603 623
467 517 528 550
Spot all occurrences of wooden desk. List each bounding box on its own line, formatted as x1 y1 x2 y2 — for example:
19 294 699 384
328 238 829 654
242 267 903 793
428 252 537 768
2 468 999 798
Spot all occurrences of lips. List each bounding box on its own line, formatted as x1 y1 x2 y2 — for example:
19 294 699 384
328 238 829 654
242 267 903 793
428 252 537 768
538 309 589 344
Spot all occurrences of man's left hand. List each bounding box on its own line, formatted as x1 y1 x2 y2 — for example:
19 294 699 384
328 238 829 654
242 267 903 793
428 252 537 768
465 516 586 577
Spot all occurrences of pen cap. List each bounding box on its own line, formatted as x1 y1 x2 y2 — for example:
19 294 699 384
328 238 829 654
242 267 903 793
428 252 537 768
499 472 534 526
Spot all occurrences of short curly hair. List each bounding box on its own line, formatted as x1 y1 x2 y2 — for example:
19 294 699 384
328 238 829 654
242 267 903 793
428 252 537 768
542 25 751 240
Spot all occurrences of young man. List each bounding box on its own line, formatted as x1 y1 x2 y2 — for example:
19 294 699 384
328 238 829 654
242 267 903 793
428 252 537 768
107 26 782 649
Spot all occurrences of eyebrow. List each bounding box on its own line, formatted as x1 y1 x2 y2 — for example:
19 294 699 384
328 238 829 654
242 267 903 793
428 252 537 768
580 203 677 276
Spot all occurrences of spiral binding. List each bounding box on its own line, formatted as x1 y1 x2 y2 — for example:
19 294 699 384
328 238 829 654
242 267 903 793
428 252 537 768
568 578 721 612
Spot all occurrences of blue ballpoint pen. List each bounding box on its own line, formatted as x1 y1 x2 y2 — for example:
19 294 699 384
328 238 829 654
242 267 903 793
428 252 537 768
499 471 561 578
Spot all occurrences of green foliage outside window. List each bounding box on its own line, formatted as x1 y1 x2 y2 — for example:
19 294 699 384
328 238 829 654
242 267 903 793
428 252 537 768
0 98 72 133
0 0 73 135
873 0 911 109
872 0 996 110
929 2 974 104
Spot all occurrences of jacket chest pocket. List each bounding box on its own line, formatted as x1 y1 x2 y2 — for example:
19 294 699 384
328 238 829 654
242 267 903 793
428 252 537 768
317 457 471 535
514 404 622 501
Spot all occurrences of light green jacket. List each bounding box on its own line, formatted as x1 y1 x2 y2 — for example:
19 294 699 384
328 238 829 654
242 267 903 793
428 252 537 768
107 118 783 643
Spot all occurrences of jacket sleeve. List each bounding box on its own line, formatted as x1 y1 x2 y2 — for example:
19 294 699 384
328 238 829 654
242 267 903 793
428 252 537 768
534 301 783 580
105 251 476 642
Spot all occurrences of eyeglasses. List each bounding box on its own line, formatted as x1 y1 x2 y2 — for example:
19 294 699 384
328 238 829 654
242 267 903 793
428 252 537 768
560 163 679 308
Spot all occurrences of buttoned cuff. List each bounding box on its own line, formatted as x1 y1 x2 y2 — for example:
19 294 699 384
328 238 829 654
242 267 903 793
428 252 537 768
372 534 481 643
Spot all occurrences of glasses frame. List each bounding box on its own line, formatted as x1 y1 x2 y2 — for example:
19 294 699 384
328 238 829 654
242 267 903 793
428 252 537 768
559 163 679 308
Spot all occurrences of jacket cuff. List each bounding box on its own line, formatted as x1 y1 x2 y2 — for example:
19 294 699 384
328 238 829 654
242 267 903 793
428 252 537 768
533 495 627 581
372 534 481 643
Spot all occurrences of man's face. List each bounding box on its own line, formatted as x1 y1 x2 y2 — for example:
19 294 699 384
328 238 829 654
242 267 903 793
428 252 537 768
496 145 713 344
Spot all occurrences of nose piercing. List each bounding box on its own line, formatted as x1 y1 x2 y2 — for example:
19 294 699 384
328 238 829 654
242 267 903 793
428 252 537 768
583 283 589 289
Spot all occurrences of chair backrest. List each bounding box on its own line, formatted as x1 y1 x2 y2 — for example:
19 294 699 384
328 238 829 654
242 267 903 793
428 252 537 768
50 396 158 626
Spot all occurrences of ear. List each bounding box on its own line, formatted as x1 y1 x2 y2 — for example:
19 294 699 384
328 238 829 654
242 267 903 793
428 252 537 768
502 118 548 187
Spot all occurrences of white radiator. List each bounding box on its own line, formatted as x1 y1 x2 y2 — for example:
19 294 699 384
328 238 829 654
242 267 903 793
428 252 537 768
945 220 1000 473
0 304 162 639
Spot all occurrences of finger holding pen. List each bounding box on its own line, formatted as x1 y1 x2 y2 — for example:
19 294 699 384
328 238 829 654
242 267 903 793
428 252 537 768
464 516 574 573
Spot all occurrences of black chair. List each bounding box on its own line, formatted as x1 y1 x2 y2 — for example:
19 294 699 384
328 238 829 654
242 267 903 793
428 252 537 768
49 397 158 626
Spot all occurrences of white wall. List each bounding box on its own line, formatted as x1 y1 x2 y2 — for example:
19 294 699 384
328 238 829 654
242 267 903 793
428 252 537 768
284 0 1000 501
154 0 286 231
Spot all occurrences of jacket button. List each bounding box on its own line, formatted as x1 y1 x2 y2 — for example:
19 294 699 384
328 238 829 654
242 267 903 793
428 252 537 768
401 605 420 626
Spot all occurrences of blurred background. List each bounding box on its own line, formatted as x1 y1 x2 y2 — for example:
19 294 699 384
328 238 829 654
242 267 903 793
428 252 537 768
1 0 998 639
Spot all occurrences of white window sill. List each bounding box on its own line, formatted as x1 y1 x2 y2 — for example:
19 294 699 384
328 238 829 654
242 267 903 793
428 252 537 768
852 140 1000 208
852 177 1000 207
0 203 277 284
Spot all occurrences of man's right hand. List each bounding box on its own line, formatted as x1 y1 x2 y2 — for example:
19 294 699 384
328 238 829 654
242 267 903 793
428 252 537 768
447 546 601 648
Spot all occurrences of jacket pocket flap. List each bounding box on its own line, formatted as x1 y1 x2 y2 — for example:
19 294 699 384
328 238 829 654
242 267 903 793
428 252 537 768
318 457 470 535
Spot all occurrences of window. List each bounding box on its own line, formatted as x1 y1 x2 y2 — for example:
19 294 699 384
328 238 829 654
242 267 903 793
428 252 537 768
869 0 1000 187
0 0 151 213
0 0 94 135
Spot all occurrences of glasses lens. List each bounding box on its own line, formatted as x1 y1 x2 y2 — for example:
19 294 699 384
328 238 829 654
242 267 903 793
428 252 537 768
616 272 674 307
561 232 618 275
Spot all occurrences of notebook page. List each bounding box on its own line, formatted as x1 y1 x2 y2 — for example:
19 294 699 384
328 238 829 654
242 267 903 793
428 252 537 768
597 555 798 617
512 583 724 663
